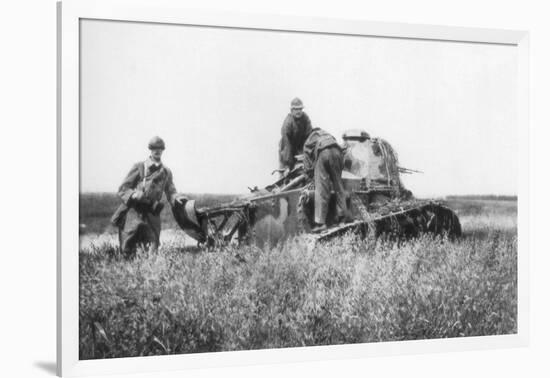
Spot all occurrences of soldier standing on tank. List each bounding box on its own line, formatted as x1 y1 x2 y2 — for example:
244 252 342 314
278 97 313 176
303 128 351 233
111 136 187 258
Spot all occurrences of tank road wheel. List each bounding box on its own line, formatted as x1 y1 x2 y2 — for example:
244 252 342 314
441 206 462 238
400 209 422 238
200 208 252 250
236 206 254 245
414 208 430 234
205 219 225 250
424 204 462 238
408 207 437 237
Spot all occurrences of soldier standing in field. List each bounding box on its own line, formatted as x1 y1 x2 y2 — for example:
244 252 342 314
303 128 351 233
278 97 313 176
111 136 186 257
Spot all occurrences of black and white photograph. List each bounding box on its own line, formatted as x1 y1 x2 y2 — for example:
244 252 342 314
77 18 519 359
13 0 550 377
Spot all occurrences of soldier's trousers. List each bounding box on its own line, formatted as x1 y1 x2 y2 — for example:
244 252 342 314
118 207 161 257
314 146 348 225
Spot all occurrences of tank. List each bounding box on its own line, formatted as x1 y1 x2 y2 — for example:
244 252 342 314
173 129 461 248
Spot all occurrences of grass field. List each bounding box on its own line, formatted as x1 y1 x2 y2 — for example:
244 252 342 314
78 194 517 359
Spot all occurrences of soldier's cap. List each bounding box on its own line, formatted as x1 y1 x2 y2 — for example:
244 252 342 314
290 97 304 109
148 136 165 150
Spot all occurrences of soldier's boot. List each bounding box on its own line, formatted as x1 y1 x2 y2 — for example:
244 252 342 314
311 223 328 233
120 230 137 260
336 212 354 226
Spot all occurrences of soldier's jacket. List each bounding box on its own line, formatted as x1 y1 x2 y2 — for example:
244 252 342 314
121 159 177 205
303 128 341 177
111 159 177 227
278 112 313 170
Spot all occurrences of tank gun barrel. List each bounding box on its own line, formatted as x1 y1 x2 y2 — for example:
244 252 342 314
398 167 423 174
266 161 306 190
279 174 307 192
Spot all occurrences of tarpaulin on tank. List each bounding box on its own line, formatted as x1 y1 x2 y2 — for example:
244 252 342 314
343 138 401 187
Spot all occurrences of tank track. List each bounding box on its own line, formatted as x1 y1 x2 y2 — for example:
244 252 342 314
311 198 462 243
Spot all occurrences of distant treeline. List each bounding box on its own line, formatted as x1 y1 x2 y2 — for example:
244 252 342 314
79 192 240 217
446 195 517 201
79 192 240 234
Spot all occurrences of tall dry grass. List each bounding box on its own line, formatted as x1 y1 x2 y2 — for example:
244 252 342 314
79 203 517 359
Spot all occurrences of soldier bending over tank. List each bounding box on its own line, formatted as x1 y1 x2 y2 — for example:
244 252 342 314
303 128 352 233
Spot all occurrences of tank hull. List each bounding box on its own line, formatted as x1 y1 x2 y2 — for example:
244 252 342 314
172 129 462 248
174 189 462 248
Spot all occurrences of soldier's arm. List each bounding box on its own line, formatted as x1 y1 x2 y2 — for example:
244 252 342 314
117 163 141 205
303 140 315 178
303 113 313 136
278 117 295 169
164 168 178 206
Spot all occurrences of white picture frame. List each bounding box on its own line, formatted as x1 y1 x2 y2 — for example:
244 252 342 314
57 0 529 376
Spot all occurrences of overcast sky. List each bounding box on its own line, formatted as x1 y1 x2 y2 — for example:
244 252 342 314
80 19 518 197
